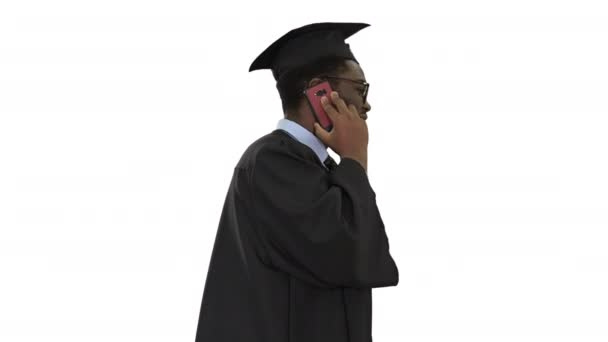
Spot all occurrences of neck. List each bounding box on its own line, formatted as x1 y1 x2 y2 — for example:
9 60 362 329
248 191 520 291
286 108 315 134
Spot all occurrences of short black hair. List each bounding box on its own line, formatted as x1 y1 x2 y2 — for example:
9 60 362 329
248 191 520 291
275 56 351 117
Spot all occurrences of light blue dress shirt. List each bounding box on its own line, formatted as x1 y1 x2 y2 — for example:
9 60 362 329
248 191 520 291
276 118 330 169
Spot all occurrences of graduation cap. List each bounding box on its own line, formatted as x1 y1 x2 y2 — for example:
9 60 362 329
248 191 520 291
249 22 370 81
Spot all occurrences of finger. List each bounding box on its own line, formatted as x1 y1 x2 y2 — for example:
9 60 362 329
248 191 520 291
330 91 351 116
320 96 339 119
313 122 330 143
348 104 360 118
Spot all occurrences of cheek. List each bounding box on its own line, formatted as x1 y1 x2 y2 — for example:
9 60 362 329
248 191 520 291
344 99 363 114
344 93 362 108
350 96 364 110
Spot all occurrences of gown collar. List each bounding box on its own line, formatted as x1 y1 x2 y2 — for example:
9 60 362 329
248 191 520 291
276 118 329 166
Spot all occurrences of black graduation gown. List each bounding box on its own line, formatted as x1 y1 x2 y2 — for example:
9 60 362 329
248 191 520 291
194 129 399 342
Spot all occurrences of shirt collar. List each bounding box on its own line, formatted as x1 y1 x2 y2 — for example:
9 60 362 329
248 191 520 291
276 118 329 165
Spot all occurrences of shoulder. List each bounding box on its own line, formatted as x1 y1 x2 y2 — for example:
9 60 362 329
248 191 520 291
235 130 322 173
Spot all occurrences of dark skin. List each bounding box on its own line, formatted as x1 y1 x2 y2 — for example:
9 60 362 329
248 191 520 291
285 59 372 134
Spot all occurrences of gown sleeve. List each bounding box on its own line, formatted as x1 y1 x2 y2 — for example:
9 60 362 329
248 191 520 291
248 144 399 289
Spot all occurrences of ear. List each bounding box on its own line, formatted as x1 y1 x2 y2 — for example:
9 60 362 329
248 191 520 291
306 77 325 88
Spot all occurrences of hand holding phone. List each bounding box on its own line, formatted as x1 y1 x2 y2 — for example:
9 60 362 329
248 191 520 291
303 81 334 131
311 91 369 172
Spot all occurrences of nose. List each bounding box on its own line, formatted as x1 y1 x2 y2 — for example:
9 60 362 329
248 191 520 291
362 100 371 113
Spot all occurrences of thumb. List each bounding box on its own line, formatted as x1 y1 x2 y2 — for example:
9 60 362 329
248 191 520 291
313 123 329 143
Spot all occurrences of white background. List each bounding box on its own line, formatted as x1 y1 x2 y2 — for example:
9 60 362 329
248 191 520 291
1 1 607 341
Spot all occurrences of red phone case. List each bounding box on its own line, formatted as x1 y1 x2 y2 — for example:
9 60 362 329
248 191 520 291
303 81 334 131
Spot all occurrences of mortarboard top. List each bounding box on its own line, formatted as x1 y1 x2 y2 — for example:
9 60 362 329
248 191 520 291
249 22 370 81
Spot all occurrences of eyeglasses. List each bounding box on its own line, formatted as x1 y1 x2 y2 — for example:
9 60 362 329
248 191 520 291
322 76 369 103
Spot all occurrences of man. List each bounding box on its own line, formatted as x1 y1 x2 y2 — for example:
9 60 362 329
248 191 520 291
194 22 399 342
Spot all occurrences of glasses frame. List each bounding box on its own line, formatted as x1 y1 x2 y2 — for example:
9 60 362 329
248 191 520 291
321 75 369 103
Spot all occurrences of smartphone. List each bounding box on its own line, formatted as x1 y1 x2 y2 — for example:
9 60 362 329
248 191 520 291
303 81 334 132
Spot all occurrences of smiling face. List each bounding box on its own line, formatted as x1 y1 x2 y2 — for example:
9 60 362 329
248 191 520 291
306 59 372 119
326 59 372 118
291 59 373 135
